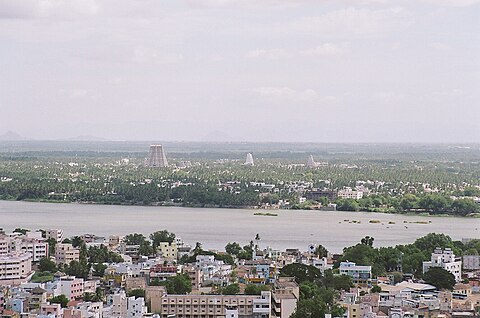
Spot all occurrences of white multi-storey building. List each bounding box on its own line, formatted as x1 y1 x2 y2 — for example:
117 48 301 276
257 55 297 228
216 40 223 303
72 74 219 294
0 236 8 255
339 261 372 286
0 235 48 262
196 255 232 285
107 291 128 318
423 248 462 282
59 276 85 300
0 252 33 285
127 296 147 318
69 301 103 318
46 229 64 242
337 188 364 200
15 238 48 262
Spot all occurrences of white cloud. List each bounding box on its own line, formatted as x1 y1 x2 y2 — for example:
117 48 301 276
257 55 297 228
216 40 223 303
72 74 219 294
289 7 412 37
0 0 100 19
419 0 480 7
431 42 450 51
247 44 344 59
372 91 405 102
431 89 465 98
184 0 313 9
246 48 290 59
300 43 343 56
254 87 336 104
133 47 184 64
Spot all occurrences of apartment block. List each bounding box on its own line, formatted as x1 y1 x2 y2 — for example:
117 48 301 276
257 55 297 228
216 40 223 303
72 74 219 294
156 291 271 318
423 248 462 282
107 291 127 317
46 229 64 243
338 188 364 200
463 255 480 271
57 276 85 300
55 243 80 265
0 253 33 285
158 242 177 260
0 235 48 262
271 277 299 318
339 261 372 286
126 296 147 318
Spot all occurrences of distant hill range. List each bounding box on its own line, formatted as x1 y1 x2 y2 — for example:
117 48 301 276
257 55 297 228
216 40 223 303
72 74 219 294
0 131 27 141
65 135 108 141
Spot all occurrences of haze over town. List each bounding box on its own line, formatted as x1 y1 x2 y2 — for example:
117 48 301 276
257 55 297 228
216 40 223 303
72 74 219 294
1 0 479 142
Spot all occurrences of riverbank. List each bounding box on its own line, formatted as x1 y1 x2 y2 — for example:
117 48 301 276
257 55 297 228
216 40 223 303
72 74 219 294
7 198 479 218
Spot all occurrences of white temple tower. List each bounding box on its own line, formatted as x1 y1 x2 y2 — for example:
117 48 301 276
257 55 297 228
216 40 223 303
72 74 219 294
245 153 254 166
307 154 317 168
147 144 168 168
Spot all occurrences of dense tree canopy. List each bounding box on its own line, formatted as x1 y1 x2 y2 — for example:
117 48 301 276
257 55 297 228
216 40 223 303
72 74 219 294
423 268 456 290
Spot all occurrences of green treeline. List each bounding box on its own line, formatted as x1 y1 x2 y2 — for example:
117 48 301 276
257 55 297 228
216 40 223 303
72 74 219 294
0 156 478 216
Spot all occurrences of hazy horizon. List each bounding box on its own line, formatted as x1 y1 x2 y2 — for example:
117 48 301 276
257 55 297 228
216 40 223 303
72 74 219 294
1 0 479 143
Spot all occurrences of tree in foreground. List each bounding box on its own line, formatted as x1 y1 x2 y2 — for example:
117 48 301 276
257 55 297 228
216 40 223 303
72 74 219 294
371 285 382 293
150 230 176 249
50 295 69 308
165 274 192 295
221 283 240 295
291 286 345 318
280 263 323 285
38 257 57 273
423 267 455 290
315 244 329 258
244 284 270 295
225 242 242 255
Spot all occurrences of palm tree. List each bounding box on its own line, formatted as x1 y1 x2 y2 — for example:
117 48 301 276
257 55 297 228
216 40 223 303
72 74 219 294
254 233 260 251
194 242 203 254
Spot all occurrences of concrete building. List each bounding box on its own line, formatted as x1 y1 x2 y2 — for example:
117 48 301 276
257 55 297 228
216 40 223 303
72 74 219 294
338 188 364 200
0 235 12 255
196 255 232 286
423 248 462 282
59 276 85 300
157 242 177 260
149 264 177 282
339 261 372 286
462 255 480 271
15 238 48 262
145 286 166 314
67 301 103 318
28 287 47 310
126 296 147 318
0 253 33 285
305 189 337 202
107 292 128 318
125 277 147 293
55 244 80 265
40 303 64 318
271 277 299 318
0 235 48 262
46 230 64 243
156 291 271 318
182 265 203 290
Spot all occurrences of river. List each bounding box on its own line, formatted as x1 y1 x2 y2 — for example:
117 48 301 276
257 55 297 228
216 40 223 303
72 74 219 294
0 200 478 253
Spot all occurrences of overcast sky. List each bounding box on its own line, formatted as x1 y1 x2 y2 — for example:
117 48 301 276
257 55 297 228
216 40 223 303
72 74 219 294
0 0 479 142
